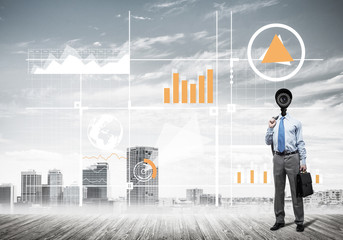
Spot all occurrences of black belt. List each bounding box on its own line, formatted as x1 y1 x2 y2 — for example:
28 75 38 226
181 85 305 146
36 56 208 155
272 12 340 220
274 150 299 156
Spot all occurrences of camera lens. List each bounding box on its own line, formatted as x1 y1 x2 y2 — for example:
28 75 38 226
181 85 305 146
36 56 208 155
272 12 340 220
280 96 288 104
277 93 290 107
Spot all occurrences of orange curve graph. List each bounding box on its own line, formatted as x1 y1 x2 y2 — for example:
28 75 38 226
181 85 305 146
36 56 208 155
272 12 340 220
83 152 126 161
144 158 157 179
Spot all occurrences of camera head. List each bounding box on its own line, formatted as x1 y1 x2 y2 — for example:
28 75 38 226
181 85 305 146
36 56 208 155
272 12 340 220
275 88 292 116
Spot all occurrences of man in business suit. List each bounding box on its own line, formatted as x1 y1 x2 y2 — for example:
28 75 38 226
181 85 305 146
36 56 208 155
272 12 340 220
265 112 307 232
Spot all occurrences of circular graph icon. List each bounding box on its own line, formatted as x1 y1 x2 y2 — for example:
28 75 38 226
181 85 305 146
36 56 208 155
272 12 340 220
133 161 153 182
247 23 306 82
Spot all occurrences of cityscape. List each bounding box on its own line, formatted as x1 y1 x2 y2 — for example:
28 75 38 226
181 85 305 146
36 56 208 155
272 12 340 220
0 145 342 213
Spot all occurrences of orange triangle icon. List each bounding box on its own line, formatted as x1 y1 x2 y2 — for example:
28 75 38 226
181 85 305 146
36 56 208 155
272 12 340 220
262 34 294 63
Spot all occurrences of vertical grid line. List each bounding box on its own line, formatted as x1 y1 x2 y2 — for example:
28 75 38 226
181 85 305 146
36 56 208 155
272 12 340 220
79 74 83 206
215 11 219 207
230 11 233 207
128 10 131 207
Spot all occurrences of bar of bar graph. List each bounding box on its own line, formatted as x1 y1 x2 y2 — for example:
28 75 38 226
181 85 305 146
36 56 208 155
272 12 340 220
172 73 179 103
182 80 187 103
316 174 320 184
263 171 267 184
190 84 196 103
207 69 213 103
237 172 241 184
250 170 254 184
163 68 214 104
164 88 170 103
199 75 205 103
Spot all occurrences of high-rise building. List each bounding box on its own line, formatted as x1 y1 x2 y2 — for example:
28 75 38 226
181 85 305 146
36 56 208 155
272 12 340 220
200 194 222 206
48 169 63 206
186 188 203 205
83 162 108 201
127 146 159 206
63 184 87 206
21 170 42 204
0 184 14 209
41 184 50 206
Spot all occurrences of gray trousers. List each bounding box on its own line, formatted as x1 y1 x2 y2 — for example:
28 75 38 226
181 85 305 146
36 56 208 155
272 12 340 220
273 153 304 224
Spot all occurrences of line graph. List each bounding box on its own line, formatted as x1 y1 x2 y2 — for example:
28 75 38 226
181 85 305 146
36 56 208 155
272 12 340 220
83 178 107 184
83 152 126 161
29 46 130 75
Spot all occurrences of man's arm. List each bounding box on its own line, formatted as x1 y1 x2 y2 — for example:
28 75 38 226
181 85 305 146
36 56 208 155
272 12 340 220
296 121 307 168
265 118 276 145
265 128 274 145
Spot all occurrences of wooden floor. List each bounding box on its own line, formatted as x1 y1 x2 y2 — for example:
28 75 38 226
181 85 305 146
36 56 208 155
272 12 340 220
0 213 342 239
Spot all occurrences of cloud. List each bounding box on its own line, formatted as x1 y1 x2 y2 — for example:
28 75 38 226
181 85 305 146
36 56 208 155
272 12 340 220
0 134 11 144
192 31 209 40
131 15 152 21
147 0 197 17
292 73 343 106
16 40 35 48
206 0 279 19
131 33 185 50
88 25 99 31
11 50 27 55
148 0 191 10
64 38 82 46
93 41 102 47
41 38 52 43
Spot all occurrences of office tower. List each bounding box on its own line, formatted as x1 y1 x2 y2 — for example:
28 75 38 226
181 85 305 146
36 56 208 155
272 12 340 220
48 169 63 206
127 146 159 206
41 184 50 206
186 188 203 205
21 170 42 204
83 162 108 201
0 184 14 209
63 184 87 206
200 194 222 206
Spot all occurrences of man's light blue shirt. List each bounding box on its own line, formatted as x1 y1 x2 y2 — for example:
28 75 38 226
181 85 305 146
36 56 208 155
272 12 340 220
265 113 307 165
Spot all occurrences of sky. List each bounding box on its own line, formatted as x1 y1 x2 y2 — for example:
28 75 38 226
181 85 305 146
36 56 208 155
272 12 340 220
0 0 342 200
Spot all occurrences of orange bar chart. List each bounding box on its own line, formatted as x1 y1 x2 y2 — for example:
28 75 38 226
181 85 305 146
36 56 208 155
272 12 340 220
199 75 205 103
173 73 179 103
263 171 267 184
190 84 196 103
207 69 213 103
237 172 241 184
182 80 187 103
163 68 213 104
164 88 170 103
250 170 254 184
316 174 320 184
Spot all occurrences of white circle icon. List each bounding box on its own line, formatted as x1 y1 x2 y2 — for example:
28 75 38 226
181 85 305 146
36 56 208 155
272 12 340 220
247 23 306 82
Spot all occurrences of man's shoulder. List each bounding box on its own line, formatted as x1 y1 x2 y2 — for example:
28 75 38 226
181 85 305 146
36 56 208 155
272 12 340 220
288 115 302 126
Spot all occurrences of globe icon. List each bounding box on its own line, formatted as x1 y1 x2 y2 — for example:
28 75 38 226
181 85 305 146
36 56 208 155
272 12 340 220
87 114 123 151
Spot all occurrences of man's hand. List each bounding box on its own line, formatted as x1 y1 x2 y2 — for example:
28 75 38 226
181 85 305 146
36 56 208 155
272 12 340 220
300 165 307 172
269 118 276 128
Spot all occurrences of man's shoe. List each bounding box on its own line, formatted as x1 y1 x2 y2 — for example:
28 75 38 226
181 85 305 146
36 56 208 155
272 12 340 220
270 222 285 231
296 224 304 232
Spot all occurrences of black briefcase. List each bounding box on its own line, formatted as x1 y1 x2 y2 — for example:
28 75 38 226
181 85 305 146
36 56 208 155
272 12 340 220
296 172 314 197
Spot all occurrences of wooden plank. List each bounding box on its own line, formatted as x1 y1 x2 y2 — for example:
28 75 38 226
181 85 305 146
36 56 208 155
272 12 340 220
0 214 342 239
